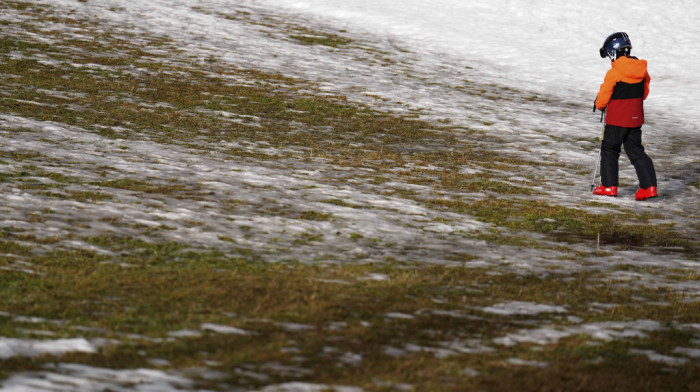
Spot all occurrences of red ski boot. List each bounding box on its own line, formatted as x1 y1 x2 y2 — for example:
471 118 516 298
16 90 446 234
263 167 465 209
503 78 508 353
593 185 618 197
635 186 658 201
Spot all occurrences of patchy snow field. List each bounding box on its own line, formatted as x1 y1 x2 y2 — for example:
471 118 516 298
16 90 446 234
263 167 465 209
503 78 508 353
2 0 697 267
1 0 699 391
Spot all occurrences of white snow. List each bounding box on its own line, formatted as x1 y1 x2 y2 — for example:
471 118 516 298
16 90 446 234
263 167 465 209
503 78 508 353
201 323 250 335
481 301 568 316
629 349 689 366
0 364 196 392
0 338 96 360
167 329 203 338
494 320 664 346
385 312 415 320
258 383 363 392
506 358 549 368
256 0 700 130
361 273 390 281
673 347 700 358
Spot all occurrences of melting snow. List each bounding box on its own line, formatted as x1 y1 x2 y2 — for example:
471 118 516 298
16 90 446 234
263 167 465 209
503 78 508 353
201 323 250 335
481 301 568 316
506 358 549 368
257 383 363 392
629 349 689 366
0 338 96 359
494 320 664 346
0 364 196 392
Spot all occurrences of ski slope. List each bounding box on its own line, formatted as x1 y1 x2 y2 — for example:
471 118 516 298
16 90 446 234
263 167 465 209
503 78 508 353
1 0 700 390
258 0 700 128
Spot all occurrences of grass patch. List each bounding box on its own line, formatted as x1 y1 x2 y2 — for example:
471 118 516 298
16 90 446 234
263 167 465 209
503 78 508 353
297 210 334 221
0 54 441 164
290 31 353 48
321 198 365 209
92 178 190 195
1 246 700 390
425 198 697 252
0 151 42 162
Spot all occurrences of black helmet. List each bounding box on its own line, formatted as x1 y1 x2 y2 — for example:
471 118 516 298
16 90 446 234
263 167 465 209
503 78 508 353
599 32 632 60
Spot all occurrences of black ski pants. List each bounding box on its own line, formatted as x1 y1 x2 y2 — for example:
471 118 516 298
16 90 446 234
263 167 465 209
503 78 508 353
600 125 657 189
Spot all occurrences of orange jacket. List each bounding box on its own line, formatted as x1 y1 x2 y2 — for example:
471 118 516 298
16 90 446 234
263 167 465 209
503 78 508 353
595 56 650 128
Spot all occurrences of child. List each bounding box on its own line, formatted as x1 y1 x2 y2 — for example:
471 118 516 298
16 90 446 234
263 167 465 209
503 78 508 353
593 32 657 201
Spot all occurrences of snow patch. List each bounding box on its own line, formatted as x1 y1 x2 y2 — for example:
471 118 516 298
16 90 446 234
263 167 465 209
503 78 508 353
0 363 195 392
0 338 96 359
481 301 567 316
630 349 689 366
201 323 250 335
494 320 664 346
257 382 363 392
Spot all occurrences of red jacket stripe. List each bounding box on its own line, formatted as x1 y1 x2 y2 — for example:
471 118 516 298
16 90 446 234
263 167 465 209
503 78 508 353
606 79 645 128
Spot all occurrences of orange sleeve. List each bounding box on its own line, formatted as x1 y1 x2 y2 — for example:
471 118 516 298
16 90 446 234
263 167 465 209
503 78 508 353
595 68 618 110
643 71 650 100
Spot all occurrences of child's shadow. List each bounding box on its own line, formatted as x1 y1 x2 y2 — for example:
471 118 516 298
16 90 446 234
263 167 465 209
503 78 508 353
663 161 700 199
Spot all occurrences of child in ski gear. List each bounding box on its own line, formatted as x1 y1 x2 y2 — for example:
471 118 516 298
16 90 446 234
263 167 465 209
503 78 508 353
594 32 657 201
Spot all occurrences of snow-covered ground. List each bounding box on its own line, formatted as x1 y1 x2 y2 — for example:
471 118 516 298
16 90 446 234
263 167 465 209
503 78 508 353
257 0 700 127
1 0 699 390
4 0 697 266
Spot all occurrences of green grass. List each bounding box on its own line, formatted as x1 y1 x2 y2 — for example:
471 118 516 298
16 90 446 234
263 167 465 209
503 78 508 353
290 32 353 48
425 198 697 253
1 243 700 390
92 178 193 196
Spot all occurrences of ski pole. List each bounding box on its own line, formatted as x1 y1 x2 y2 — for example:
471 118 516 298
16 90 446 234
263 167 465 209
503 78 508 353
589 110 605 191
590 150 601 192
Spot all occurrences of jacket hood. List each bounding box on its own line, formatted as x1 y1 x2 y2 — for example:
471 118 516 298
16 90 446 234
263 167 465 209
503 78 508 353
612 56 647 79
